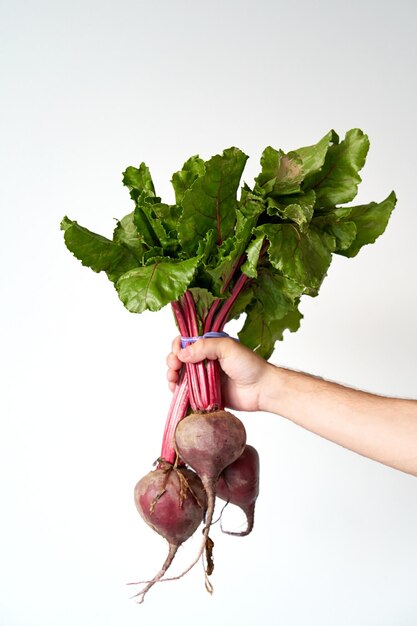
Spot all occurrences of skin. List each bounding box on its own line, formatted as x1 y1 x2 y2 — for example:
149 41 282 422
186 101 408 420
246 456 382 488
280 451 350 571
167 337 417 478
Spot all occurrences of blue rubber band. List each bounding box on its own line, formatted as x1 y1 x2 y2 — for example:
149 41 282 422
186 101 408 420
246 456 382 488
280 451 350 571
180 331 231 349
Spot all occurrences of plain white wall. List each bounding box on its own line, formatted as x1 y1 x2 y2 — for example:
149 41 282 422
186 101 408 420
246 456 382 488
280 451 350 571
1 1 416 625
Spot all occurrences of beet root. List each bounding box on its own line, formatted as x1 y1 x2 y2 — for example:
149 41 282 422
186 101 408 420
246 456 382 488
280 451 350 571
173 410 247 580
175 410 247 484
131 462 207 603
216 444 260 536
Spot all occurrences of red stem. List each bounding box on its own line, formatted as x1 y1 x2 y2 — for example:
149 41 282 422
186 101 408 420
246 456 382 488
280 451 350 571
221 253 246 294
159 368 189 465
171 301 189 337
185 293 211 409
161 264 251 461
203 298 220 334
212 272 249 332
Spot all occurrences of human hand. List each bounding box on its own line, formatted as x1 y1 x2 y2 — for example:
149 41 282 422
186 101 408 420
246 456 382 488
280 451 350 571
166 336 272 412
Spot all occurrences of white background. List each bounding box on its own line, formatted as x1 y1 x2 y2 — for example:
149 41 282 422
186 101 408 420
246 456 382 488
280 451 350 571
1 1 416 625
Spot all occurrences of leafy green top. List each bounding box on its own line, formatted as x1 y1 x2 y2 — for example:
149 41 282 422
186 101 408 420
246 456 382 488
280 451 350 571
61 129 396 358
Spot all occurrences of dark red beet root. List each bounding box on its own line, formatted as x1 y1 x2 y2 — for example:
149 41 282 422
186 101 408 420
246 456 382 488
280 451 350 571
131 462 206 602
173 410 247 580
216 444 260 536
175 410 247 485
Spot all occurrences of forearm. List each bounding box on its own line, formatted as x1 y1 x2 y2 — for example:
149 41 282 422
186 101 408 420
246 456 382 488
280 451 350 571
261 364 417 477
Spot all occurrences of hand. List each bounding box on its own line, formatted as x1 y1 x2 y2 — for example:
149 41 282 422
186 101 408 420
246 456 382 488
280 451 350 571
166 336 272 412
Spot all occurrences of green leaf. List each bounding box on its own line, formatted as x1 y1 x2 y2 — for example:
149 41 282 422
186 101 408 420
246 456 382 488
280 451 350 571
339 191 397 257
187 287 218 332
205 210 255 294
151 202 182 234
143 248 165 265
239 299 303 358
113 212 146 261
116 257 200 313
294 130 338 178
195 229 217 265
254 148 304 197
238 269 304 358
313 213 357 252
171 155 205 204
266 190 316 230
241 233 265 278
122 163 155 202
131 195 179 254
312 191 396 256
239 187 266 218
178 147 248 253
141 202 179 254
228 286 254 321
259 223 335 293
330 221 357 251
255 269 303 315
304 129 370 207
61 217 139 282
133 196 160 248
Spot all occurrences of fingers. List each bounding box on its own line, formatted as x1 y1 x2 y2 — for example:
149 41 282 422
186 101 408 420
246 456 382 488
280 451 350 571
167 335 241 392
166 345 182 391
176 337 233 364
171 336 182 355
166 350 182 371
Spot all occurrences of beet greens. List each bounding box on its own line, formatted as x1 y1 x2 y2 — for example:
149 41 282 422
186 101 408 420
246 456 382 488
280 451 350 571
61 129 396 600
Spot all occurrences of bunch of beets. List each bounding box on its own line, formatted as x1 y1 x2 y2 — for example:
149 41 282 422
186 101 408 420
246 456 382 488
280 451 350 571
61 129 395 601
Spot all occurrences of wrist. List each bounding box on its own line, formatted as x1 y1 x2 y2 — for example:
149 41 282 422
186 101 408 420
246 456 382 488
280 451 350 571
258 362 287 414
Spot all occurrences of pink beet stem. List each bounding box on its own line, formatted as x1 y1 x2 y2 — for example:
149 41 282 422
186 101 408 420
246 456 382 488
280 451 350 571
159 368 189 465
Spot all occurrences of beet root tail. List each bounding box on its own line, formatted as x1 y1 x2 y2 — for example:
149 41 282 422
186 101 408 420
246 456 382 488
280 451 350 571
220 501 255 537
146 479 216 589
129 543 178 604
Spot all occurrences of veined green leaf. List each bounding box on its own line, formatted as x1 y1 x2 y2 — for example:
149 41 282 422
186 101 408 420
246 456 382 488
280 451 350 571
266 190 316 230
122 163 155 203
116 257 200 313
143 249 165 265
61 217 139 282
178 147 248 253
132 195 179 254
151 202 182 234
238 269 304 357
113 212 146 261
196 229 217 265
304 129 370 207
241 233 265 278
239 187 266 218
313 214 357 252
228 286 254 321
259 223 335 293
254 148 304 197
339 191 397 257
239 299 303 358
205 207 260 294
62 131 396 359
313 191 396 256
254 269 303 316
171 155 205 204
133 196 160 248
141 202 178 254
294 130 338 178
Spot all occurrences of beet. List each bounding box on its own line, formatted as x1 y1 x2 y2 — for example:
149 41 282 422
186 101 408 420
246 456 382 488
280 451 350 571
216 444 260 536
131 462 206 602
174 410 246 579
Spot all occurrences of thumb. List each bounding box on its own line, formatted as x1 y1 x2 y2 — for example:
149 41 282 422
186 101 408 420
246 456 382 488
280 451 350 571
177 337 232 364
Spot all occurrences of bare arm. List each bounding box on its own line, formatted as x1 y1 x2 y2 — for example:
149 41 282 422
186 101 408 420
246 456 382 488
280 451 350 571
261 364 417 476
167 337 417 477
